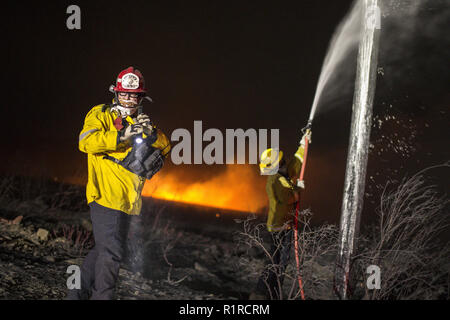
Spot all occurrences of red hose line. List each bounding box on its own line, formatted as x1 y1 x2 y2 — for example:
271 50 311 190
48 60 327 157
294 137 309 300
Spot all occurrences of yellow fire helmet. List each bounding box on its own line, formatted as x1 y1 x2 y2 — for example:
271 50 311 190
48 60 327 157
259 148 283 175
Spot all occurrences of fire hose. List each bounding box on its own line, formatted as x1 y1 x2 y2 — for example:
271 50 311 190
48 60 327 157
293 121 312 300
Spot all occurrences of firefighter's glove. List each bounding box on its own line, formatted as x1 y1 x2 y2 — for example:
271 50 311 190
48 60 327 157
297 179 305 189
118 124 144 142
300 130 312 146
137 114 153 135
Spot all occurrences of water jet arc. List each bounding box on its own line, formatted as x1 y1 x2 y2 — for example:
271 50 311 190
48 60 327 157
334 0 381 300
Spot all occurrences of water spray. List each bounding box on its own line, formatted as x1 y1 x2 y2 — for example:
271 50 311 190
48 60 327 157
295 0 381 300
334 0 381 299
309 1 362 123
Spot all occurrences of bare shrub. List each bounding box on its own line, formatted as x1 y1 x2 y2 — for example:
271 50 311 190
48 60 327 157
235 164 449 300
353 164 450 300
125 199 187 285
294 211 339 300
0 174 87 212
235 212 339 300
51 223 94 256
234 215 288 299
160 225 187 285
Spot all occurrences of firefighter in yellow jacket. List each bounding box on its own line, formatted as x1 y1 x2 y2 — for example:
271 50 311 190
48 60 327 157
250 130 311 299
66 67 171 300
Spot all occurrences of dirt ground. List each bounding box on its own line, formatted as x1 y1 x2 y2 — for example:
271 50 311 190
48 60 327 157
0 196 272 300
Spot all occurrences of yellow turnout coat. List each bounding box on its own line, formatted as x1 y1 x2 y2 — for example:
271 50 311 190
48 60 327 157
266 145 305 232
78 104 170 215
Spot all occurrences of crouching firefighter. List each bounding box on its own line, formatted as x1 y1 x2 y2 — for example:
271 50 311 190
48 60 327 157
249 130 311 300
66 67 171 300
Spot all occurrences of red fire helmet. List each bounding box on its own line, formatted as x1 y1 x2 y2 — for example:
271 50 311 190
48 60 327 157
113 66 146 93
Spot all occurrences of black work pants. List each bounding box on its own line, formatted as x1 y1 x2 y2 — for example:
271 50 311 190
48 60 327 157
66 201 132 300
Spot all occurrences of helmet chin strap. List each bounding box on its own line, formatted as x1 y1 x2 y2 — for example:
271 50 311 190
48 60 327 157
112 92 140 118
109 85 151 118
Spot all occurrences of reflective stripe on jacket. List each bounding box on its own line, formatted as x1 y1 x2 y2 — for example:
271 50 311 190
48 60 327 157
266 145 305 232
79 104 170 215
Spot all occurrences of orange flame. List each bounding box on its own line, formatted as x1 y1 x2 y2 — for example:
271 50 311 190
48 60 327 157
142 165 268 213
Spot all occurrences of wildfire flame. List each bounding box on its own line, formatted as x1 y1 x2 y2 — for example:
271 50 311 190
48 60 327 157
142 165 268 213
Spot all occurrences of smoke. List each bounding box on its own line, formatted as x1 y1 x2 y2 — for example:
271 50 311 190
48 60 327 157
378 0 450 90
371 0 450 161
310 0 450 120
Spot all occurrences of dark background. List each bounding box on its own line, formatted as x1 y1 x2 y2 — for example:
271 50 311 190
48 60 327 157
2 1 449 225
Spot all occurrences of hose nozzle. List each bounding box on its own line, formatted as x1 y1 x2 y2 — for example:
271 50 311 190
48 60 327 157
301 120 313 134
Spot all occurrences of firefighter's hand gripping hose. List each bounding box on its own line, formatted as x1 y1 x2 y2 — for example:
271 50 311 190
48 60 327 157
294 123 312 300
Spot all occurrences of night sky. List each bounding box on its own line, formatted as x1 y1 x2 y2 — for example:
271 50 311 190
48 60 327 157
3 1 449 225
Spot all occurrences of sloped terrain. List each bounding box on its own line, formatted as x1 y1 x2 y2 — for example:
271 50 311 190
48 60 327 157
0 193 270 300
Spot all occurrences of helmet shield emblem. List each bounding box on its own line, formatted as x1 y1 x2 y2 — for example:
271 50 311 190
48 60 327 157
121 73 140 90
